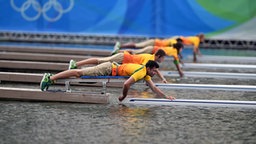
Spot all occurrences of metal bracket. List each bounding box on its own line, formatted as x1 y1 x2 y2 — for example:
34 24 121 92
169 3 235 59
65 81 71 92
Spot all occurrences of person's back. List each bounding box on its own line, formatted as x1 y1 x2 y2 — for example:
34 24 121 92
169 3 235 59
153 42 183 59
116 63 149 82
180 33 205 62
180 33 204 50
122 51 155 65
153 46 177 57
162 38 179 46
180 36 199 46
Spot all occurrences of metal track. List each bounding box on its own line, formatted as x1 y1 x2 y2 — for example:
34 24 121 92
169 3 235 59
161 71 256 79
122 98 256 108
155 83 256 91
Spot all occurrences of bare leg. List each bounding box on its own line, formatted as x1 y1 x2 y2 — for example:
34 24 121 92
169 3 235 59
76 53 124 68
50 69 83 81
76 58 99 67
51 62 112 81
120 39 155 49
130 46 154 54
134 39 155 48
120 42 136 49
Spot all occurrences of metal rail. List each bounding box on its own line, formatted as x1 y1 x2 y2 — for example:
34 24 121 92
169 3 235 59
122 98 256 108
161 71 256 79
155 83 256 91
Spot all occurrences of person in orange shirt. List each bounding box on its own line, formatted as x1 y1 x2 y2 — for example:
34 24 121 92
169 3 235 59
111 38 182 55
180 33 205 62
116 37 182 49
68 49 168 83
40 60 175 101
116 43 184 77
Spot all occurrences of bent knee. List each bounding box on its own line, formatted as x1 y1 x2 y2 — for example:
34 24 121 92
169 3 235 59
72 69 83 77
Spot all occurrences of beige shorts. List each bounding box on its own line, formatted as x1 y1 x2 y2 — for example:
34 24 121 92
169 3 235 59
81 62 112 76
98 53 124 64
135 39 155 48
131 46 154 54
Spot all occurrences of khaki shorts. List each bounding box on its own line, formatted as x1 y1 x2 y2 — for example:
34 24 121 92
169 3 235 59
81 62 112 76
131 46 154 54
98 53 124 64
135 39 155 48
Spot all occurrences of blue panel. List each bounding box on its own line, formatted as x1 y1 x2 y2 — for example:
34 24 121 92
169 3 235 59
0 0 240 37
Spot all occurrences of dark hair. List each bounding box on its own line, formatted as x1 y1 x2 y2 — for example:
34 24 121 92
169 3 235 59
196 33 205 41
154 49 166 58
176 38 183 43
173 42 183 54
173 42 183 49
146 60 159 69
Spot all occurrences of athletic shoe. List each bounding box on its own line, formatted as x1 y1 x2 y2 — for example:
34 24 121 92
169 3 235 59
68 59 77 70
111 41 120 55
40 73 53 91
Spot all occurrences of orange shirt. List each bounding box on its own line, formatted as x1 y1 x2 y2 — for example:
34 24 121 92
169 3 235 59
154 38 177 47
152 46 179 60
122 51 155 65
112 63 151 82
180 36 200 50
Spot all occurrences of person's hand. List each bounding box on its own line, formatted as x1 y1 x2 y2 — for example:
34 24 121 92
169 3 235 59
162 79 167 83
166 96 175 100
118 96 125 102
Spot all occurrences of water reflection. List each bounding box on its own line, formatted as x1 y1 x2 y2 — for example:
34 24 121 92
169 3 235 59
111 106 151 141
109 90 155 141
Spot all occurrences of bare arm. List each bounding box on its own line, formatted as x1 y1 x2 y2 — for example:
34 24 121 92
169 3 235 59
156 69 167 83
194 46 201 56
174 62 184 77
173 60 184 77
118 77 136 101
194 41 202 56
146 79 175 100
197 48 202 56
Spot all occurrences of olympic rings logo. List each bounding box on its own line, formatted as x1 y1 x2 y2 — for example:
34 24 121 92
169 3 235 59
11 0 74 22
